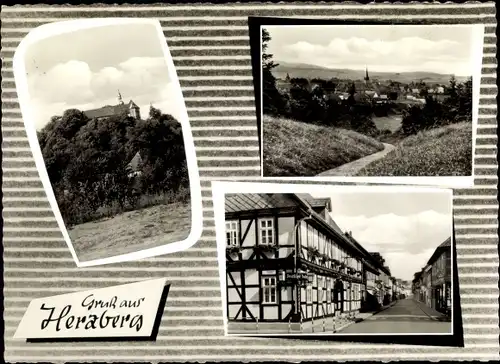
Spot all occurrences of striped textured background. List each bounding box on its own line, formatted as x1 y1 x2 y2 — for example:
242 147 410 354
1 2 498 362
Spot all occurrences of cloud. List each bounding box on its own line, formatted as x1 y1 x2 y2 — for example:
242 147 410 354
29 60 95 104
281 36 467 74
332 210 451 280
333 210 451 254
28 56 174 129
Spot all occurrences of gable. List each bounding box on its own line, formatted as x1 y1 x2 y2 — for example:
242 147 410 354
127 151 143 171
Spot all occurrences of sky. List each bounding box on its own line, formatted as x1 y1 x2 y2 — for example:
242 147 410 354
23 23 185 130
312 190 453 281
265 25 477 76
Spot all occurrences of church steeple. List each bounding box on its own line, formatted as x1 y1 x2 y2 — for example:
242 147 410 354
117 89 124 105
364 66 370 84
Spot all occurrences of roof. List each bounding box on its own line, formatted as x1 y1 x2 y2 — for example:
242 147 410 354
427 237 452 266
127 151 143 172
83 100 137 120
295 194 330 209
225 193 298 213
439 237 452 248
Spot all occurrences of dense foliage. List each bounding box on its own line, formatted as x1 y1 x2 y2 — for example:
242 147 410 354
38 106 189 226
401 76 472 135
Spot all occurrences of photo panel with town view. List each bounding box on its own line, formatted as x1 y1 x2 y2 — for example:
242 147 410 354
214 182 454 337
13 19 202 266
256 21 483 180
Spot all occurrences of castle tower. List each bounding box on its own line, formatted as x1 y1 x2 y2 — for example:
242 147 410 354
117 90 124 105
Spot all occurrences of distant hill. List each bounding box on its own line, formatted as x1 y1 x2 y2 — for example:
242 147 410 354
272 61 470 85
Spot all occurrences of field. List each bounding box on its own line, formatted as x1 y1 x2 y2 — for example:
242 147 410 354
372 114 403 133
356 122 473 176
263 115 385 177
69 201 191 262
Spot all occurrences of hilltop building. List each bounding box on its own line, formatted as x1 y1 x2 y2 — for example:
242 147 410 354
83 91 141 121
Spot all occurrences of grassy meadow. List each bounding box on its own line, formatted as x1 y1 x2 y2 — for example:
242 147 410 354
263 115 385 177
357 122 473 176
70 200 191 262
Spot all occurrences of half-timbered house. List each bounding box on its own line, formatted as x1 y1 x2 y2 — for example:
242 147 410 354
224 193 383 324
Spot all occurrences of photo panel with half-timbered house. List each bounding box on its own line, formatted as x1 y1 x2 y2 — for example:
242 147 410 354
220 188 453 336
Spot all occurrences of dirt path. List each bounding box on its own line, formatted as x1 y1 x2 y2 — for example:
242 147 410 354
317 143 396 177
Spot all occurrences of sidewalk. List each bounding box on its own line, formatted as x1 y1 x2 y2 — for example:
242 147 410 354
412 298 450 321
228 301 399 335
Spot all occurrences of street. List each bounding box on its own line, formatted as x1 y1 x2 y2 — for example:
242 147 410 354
338 298 451 334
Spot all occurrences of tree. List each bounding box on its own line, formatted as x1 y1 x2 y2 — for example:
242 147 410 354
149 104 162 119
39 106 189 225
261 28 285 115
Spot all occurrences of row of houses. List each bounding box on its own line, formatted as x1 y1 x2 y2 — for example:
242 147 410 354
224 193 406 324
411 238 452 315
276 77 445 106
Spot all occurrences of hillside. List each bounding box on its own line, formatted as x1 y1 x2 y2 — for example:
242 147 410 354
263 115 385 177
70 201 191 262
356 122 473 176
272 61 469 84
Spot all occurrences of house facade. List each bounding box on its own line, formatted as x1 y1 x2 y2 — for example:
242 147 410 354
429 238 452 314
412 237 452 315
224 193 392 324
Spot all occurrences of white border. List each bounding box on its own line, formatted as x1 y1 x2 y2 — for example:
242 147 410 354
212 181 454 337
260 24 485 188
13 18 203 268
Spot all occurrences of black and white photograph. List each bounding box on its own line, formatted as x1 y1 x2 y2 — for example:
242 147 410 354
214 183 453 336
14 19 202 265
261 24 483 179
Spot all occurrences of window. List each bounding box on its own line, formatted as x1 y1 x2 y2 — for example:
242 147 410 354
306 285 312 303
308 225 313 248
300 221 307 247
226 221 239 247
318 278 324 302
258 218 274 245
319 233 324 254
262 277 277 304
333 244 338 260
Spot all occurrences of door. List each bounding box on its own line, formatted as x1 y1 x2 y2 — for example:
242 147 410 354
333 280 344 313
